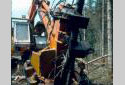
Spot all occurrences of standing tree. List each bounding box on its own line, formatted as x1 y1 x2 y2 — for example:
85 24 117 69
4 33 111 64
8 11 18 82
107 0 113 69
101 0 105 56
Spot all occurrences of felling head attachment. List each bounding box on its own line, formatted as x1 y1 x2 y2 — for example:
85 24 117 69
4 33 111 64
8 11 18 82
51 2 93 58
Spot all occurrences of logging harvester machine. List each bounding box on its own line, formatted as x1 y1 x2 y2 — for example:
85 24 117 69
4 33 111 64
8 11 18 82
11 0 94 85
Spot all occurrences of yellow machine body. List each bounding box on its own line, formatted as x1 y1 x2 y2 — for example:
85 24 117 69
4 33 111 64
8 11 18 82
31 48 56 77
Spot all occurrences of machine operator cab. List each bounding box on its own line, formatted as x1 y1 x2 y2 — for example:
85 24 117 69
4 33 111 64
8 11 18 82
14 21 30 48
13 20 47 53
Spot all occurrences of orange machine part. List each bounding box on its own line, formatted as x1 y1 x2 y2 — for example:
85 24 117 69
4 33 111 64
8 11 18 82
28 1 36 21
28 1 64 78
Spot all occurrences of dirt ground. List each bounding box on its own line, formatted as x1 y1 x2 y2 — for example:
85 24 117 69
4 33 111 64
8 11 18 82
11 65 113 85
87 60 113 85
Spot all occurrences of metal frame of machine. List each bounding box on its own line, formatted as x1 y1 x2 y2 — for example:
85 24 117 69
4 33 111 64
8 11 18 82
12 0 95 84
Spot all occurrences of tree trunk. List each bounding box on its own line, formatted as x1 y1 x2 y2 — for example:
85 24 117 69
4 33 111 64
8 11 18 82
83 8 86 40
101 0 105 56
107 0 113 69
